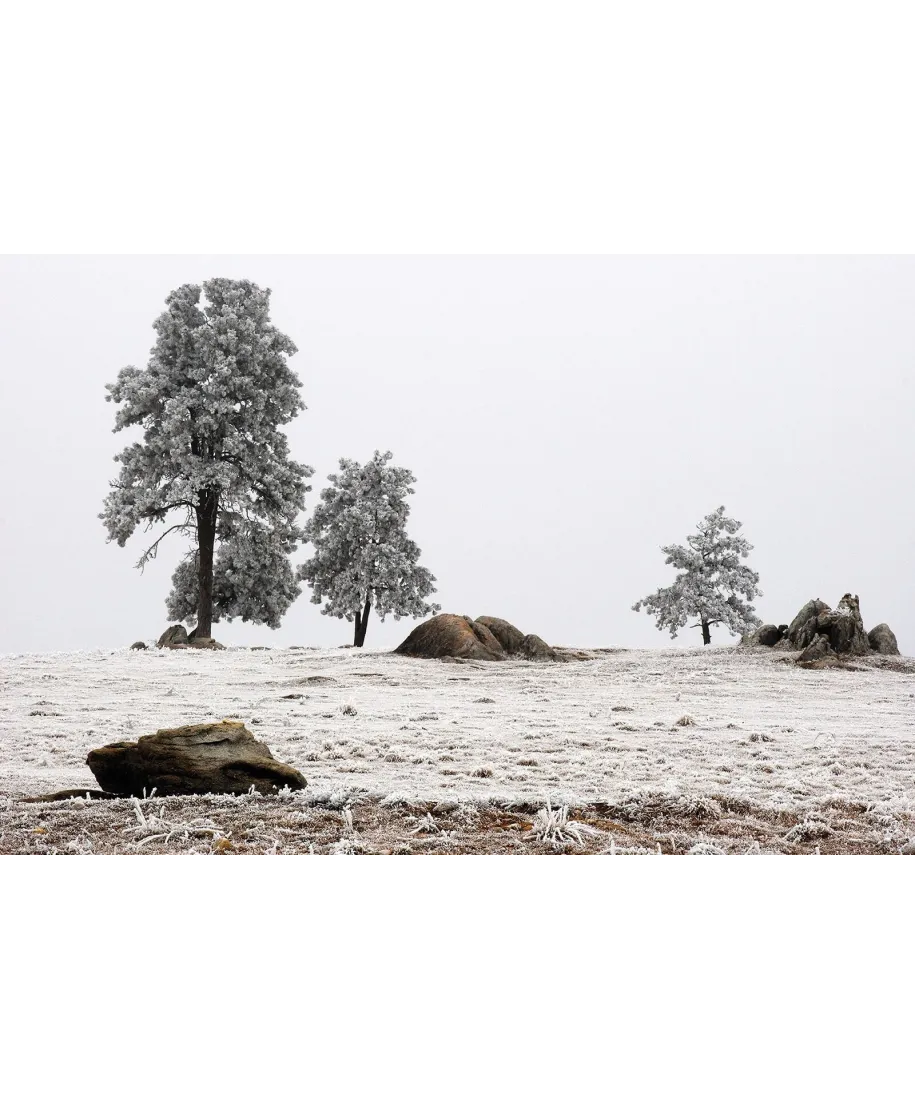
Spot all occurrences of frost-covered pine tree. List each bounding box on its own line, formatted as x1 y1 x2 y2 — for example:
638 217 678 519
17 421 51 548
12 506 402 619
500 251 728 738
632 506 761 645
101 279 313 636
298 450 440 646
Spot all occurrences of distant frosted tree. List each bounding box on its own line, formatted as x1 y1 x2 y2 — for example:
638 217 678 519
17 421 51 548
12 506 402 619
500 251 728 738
632 506 761 645
101 279 312 636
299 451 440 646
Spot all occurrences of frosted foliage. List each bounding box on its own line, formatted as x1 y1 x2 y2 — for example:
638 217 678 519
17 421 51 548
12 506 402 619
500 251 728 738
298 450 440 624
100 279 312 626
632 506 761 641
166 526 300 629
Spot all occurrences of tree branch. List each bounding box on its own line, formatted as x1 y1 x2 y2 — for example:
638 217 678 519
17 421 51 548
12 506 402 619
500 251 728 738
135 517 195 571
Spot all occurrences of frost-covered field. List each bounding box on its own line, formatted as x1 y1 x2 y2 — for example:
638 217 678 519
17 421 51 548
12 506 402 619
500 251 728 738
2 644 915 853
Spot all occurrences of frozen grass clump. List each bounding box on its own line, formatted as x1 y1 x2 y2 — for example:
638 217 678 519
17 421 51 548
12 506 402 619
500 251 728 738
688 841 725 855
675 714 696 727
783 817 832 843
529 802 597 846
675 795 724 820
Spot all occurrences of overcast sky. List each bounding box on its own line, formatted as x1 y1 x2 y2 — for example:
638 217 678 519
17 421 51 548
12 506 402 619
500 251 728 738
1 255 912 655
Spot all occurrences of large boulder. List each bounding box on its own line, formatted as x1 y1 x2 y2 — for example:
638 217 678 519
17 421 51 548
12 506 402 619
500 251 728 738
786 600 830 649
157 625 189 649
475 616 526 655
394 613 565 661
518 633 559 661
394 614 506 661
786 595 870 656
473 618 558 659
868 623 901 655
748 623 784 647
87 720 306 797
796 634 834 666
818 594 871 655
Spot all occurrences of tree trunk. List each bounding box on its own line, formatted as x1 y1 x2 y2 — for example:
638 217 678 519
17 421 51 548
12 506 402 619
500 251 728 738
701 619 711 646
354 594 372 648
195 491 218 639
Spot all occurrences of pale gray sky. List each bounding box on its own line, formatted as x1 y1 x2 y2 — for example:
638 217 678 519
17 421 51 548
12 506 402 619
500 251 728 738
1 256 912 655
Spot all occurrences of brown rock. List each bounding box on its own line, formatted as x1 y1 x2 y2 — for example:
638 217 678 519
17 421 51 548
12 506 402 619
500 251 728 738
187 636 226 650
817 594 870 656
475 617 526 654
157 625 189 649
796 634 833 666
130 641 148 651
749 623 783 647
394 614 506 661
786 600 830 649
868 623 900 655
518 633 559 661
87 720 307 797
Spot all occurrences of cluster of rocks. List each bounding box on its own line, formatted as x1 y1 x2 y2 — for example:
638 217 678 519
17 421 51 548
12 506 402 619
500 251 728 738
394 613 560 661
87 720 306 797
745 594 900 666
129 626 225 651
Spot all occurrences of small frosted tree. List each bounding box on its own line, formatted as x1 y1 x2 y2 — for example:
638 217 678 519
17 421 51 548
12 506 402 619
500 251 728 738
632 506 761 645
299 450 440 646
101 279 312 636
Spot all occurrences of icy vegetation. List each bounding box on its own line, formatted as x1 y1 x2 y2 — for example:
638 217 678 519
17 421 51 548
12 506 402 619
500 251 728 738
101 279 312 633
2 645 914 853
633 506 761 643
298 450 440 645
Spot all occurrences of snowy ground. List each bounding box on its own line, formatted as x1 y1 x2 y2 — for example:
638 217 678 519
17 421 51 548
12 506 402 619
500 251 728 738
2 644 915 853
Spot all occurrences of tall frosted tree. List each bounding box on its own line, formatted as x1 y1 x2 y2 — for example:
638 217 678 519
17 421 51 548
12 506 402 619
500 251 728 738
299 450 440 646
101 279 312 637
632 506 761 645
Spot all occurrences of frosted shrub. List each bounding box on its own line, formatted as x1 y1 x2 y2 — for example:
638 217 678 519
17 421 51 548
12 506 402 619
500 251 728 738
688 841 725 855
676 796 723 820
530 803 597 846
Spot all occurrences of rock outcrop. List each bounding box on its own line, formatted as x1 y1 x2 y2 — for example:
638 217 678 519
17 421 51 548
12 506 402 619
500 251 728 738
130 641 148 650
796 635 834 667
157 625 189 649
786 600 831 650
518 633 559 661
748 623 784 647
87 720 306 797
475 616 526 655
868 623 900 655
394 613 561 662
745 595 902 662
157 625 224 650
394 614 506 661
